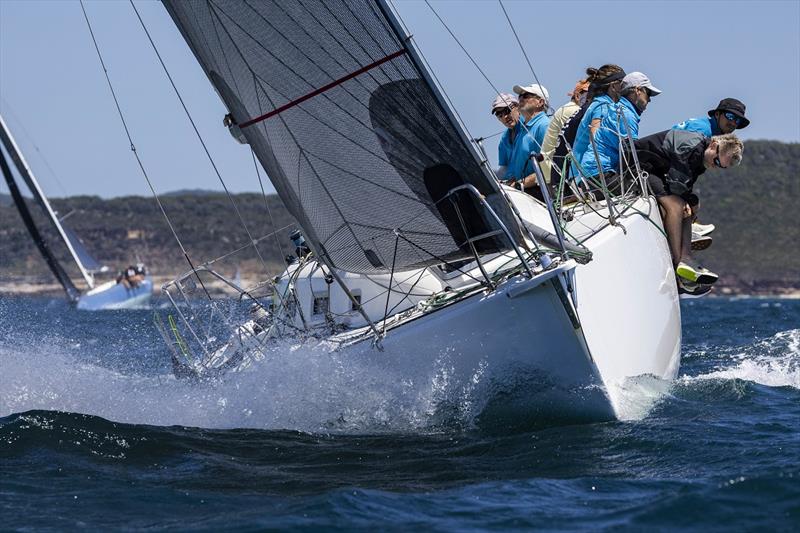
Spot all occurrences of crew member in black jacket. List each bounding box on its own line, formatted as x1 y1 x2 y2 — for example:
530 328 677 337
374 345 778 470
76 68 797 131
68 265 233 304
633 130 743 293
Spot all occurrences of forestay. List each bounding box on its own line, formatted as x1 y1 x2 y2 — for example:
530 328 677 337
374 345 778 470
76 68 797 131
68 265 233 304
163 0 522 274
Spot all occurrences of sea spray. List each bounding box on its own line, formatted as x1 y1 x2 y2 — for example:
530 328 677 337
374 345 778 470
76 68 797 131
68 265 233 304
0 333 492 433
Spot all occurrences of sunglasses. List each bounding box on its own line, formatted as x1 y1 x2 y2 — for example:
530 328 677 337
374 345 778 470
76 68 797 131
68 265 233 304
713 146 727 169
722 111 743 127
494 107 516 118
518 93 540 100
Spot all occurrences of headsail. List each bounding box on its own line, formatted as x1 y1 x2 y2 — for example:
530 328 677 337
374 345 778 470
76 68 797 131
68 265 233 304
62 223 105 273
0 114 97 288
162 0 522 274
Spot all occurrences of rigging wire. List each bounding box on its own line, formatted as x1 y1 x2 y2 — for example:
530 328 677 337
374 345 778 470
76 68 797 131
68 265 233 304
250 148 288 263
78 0 212 300
420 0 537 142
386 0 485 159
422 0 504 101
127 0 274 279
0 98 69 197
497 0 548 110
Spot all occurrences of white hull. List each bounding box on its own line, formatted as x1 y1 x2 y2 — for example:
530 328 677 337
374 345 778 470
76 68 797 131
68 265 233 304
179 194 680 424
572 198 681 416
77 278 153 311
339 263 617 426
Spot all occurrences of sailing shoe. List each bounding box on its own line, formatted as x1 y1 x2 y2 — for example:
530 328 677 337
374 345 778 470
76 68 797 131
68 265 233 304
678 279 713 299
692 222 716 237
691 233 713 251
676 259 719 285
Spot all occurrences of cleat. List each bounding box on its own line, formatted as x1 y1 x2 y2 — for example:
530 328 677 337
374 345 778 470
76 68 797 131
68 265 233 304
691 233 713 251
678 279 713 299
692 222 715 237
676 259 718 285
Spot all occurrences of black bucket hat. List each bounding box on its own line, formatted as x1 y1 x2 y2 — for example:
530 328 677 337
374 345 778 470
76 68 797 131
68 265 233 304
708 98 750 128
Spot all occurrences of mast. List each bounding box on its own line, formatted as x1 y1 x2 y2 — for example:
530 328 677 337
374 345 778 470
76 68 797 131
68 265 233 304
0 114 95 289
0 142 81 302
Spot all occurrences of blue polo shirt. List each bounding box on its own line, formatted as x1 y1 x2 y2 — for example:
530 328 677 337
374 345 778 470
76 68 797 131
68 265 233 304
672 116 720 137
498 112 550 181
580 96 640 177
571 95 617 180
523 111 550 156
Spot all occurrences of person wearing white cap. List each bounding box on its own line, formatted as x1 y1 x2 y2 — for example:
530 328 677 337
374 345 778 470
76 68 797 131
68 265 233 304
578 71 661 182
491 93 520 181
503 83 551 195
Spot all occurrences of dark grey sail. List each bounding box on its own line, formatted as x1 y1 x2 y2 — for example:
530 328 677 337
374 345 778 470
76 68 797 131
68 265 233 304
162 0 522 274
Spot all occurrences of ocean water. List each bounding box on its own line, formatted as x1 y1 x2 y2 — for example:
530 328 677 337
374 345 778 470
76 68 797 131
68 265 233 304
1 295 798 531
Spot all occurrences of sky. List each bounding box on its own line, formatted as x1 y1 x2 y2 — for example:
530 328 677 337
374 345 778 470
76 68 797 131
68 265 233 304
1 0 798 199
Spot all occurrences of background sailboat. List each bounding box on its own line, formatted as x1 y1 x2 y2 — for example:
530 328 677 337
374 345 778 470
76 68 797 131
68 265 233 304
0 113 152 310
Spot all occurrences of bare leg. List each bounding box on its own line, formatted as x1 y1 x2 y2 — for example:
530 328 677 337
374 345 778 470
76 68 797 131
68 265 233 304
657 195 686 268
681 216 692 260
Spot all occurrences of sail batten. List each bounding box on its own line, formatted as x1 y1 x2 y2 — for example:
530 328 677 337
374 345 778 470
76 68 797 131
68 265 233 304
163 0 520 274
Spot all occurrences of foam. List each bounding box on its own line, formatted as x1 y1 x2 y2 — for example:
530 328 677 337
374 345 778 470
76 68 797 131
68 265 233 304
683 329 800 390
0 335 481 433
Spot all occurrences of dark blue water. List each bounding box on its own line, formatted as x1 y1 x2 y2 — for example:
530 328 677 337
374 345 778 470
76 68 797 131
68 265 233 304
1 296 798 530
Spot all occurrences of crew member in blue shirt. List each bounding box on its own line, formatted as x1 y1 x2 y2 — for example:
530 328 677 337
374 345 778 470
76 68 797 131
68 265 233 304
580 72 661 181
571 70 626 182
492 92 526 182
673 98 750 137
507 83 550 196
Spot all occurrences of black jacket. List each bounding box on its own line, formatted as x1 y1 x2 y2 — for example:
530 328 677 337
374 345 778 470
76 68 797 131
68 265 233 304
633 129 709 199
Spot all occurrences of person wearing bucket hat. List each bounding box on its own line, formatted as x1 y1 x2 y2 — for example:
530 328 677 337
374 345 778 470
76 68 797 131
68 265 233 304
673 98 750 137
579 71 661 182
672 97 749 242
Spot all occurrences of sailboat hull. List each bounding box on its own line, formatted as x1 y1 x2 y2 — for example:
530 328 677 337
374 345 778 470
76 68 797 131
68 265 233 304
572 197 682 417
76 278 153 311
336 265 616 427
354 195 681 424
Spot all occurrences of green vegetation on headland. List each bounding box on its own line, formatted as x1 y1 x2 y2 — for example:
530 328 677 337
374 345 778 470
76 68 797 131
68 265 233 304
1 140 798 295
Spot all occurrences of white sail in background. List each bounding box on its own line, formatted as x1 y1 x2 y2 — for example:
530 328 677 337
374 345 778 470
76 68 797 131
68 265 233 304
0 113 96 288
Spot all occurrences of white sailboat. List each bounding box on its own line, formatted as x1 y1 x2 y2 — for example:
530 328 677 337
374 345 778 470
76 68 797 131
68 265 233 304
0 113 152 310
156 0 680 422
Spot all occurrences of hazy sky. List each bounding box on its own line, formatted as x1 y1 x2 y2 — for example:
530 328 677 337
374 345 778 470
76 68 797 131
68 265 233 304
1 0 798 199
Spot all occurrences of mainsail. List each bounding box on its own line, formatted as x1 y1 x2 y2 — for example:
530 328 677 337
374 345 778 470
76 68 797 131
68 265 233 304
0 139 80 302
0 114 97 289
163 0 522 274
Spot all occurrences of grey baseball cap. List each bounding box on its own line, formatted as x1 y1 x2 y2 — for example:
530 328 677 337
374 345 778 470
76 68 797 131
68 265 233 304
621 72 662 95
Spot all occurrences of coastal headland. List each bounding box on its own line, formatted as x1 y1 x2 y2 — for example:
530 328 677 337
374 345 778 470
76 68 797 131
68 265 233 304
1 141 798 298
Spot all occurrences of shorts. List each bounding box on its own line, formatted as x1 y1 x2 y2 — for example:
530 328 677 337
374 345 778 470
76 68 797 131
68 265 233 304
647 175 699 206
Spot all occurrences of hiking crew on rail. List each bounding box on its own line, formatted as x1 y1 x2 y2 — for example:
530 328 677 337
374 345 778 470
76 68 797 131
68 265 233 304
490 65 749 297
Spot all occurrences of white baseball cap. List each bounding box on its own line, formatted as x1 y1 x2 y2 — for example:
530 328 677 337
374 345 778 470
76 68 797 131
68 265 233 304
512 83 549 101
621 72 662 95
